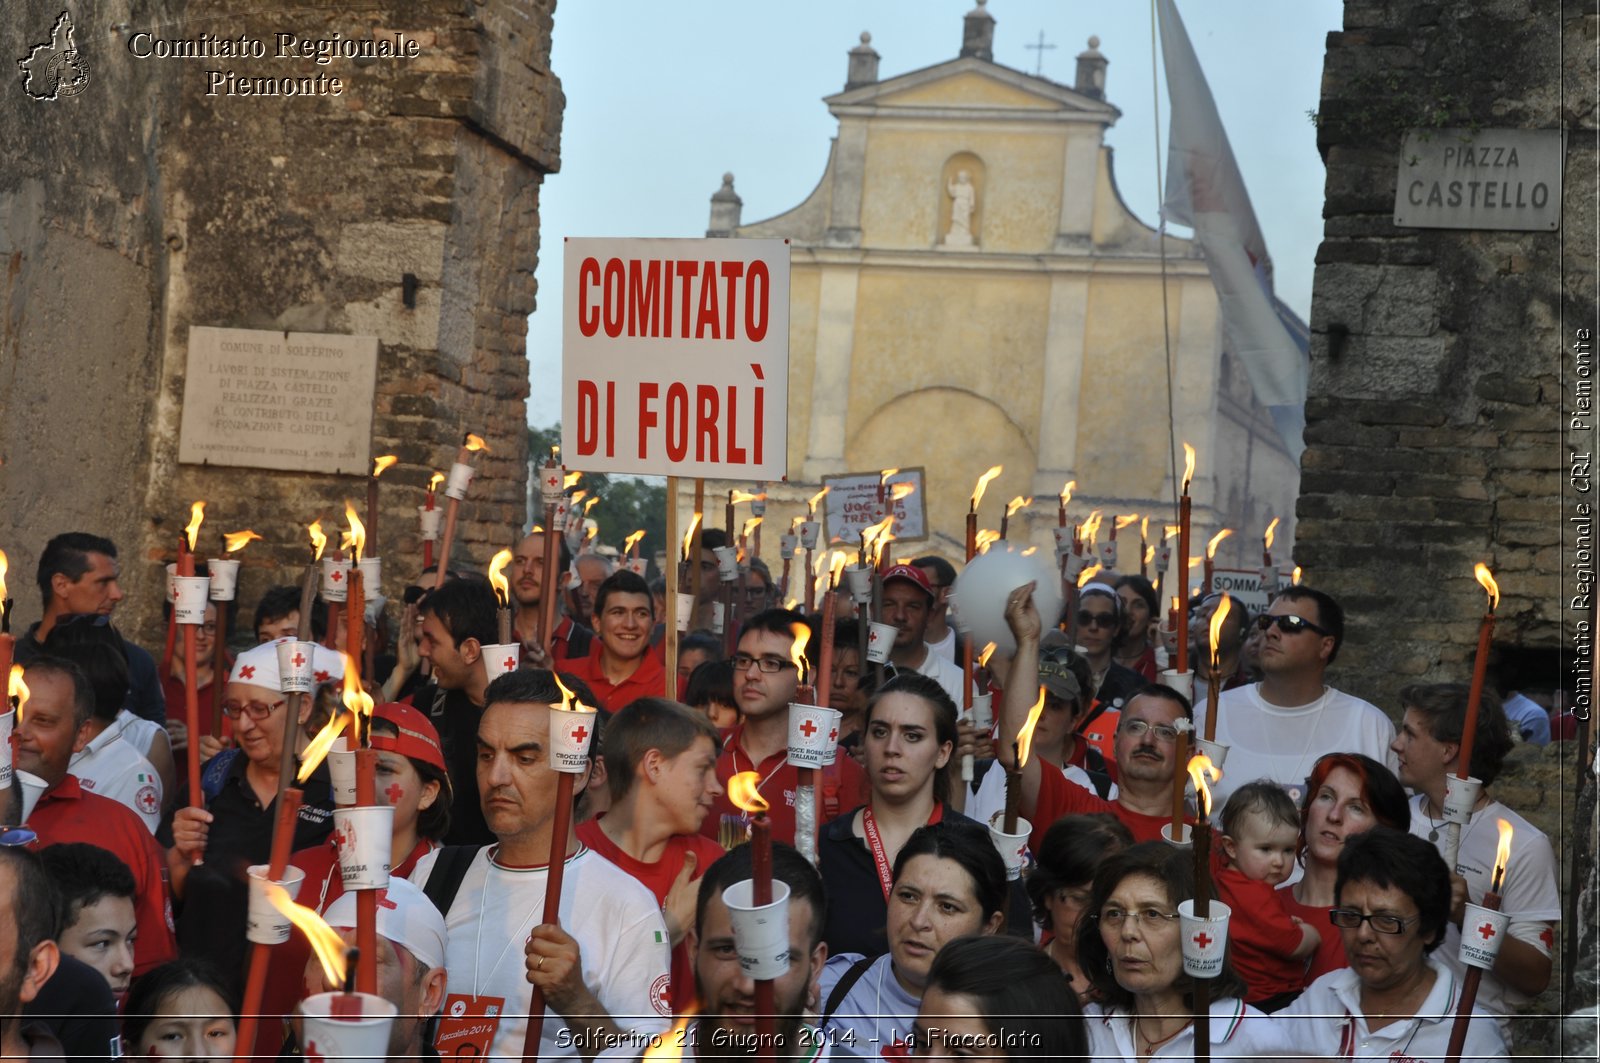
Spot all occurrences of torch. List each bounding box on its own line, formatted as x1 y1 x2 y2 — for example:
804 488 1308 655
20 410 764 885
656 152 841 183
623 529 647 576
538 461 575 659
1203 529 1232 596
1185 752 1221 1063
802 488 827 614
523 676 598 1058
725 771 778 1062
678 514 703 637
1000 496 1029 543
1445 820 1514 1063
0 551 13 721
344 503 368 682
1260 517 1280 594
5 667 27 799
1176 444 1195 676
176 502 209 807
483 550 520 683
1441 565 1500 870
1203 594 1233 745
209 530 260 737
367 455 397 560
421 471 444 570
268 887 397 1058
436 433 489 588
788 623 820 865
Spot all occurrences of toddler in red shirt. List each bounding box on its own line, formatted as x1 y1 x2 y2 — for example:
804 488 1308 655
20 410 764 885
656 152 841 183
1216 781 1321 1011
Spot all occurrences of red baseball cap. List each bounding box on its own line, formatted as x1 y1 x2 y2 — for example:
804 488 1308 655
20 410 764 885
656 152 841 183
881 563 935 600
372 702 447 774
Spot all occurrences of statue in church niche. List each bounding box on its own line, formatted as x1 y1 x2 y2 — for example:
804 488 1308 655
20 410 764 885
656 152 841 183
944 169 977 247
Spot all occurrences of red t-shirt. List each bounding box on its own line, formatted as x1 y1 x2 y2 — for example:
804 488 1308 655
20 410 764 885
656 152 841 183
577 817 726 1012
252 838 436 1060
1029 761 1192 851
160 666 234 740
561 643 667 713
1214 865 1311 1001
1277 885 1348 983
28 775 177 975
701 723 869 848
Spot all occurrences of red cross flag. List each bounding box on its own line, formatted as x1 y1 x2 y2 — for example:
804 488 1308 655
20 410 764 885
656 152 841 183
562 237 790 478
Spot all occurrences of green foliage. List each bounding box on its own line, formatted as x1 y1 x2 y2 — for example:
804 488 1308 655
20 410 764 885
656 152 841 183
527 422 667 562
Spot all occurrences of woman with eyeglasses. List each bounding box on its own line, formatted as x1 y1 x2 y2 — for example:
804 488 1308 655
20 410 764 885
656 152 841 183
160 639 343 997
1074 585 1148 719
1280 752 1412 984
1278 826 1507 1061
818 673 986 958
819 819 1010 1059
1079 842 1293 1061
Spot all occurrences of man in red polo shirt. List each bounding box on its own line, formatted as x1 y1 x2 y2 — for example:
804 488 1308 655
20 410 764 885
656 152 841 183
19 657 176 975
701 609 868 847
563 570 666 712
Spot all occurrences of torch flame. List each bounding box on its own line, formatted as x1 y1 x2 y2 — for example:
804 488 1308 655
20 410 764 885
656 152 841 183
978 642 998 668
682 513 703 562
623 529 647 553
488 549 513 605
1164 524 1181 542
308 520 328 561
829 552 848 583
807 487 829 515
1264 517 1280 551
1208 593 1232 669
975 529 1000 553
184 502 206 551
790 516 804 534
1206 529 1233 559
570 490 587 507
464 433 489 453
344 501 367 563
1115 513 1140 531
889 482 916 503
742 516 763 540
1059 480 1076 506
788 623 811 683
1474 563 1500 611
1077 562 1104 588
1016 687 1048 768
1144 545 1155 566
224 530 262 554
9 665 29 723
429 471 445 492
970 465 1004 511
641 1010 696 1063
879 468 899 485
372 455 398 478
1292 566 1303 586
727 771 769 815
564 471 583 490
1081 511 1104 546
1182 443 1196 491
264 881 349 987
1491 818 1514 891
583 496 601 516
1006 496 1032 519
0 549 7 603
729 490 762 505
553 672 596 714
1188 752 1220 818
299 711 356 783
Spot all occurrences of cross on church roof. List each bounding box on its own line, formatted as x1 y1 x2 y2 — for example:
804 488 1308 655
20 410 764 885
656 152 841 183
1025 29 1056 76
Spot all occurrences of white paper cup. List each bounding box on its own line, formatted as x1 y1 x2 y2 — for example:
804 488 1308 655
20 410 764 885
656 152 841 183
245 864 308 945
418 505 443 541
206 559 241 602
166 562 178 604
787 704 840 768
1459 903 1511 970
721 879 792 981
333 805 394 890
482 643 521 683
799 521 820 550
1052 527 1074 560
17 771 48 823
1156 545 1172 572
326 738 357 808
1064 552 1086 579
0 711 12 787
779 534 798 560
844 567 873 605
357 556 382 592
445 461 476 502
276 640 318 694
300 992 399 1063
986 812 1032 881
1161 668 1195 704
713 546 740 582
751 494 767 517
1192 737 1229 771
711 601 726 635
675 592 695 634
625 557 648 576
1099 541 1117 569
321 558 353 603
1178 899 1232 978
865 622 897 664
552 500 572 532
968 692 995 732
1442 774 1483 825
170 576 209 625
538 465 567 507
549 709 597 772
1161 822 1193 848
1259 565 1278 592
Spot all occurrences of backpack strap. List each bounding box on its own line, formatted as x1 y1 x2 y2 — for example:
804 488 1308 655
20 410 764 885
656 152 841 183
200 749 241 803
419 845 484 915
821 955 878 1025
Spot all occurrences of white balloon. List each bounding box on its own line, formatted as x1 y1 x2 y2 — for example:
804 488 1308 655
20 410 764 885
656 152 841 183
950 543 1065 655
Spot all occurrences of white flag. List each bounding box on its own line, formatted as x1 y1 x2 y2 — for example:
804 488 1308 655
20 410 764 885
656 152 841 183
1158 0 1307 460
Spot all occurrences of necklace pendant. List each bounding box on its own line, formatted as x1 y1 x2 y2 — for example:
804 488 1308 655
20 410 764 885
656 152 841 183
1428 828 1439 843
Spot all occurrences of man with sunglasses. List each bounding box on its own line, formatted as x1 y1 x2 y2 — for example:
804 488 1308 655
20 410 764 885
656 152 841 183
1202 587 1397 812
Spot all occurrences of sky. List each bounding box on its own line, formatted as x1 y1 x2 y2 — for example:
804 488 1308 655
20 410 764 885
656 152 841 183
526 0 1346 427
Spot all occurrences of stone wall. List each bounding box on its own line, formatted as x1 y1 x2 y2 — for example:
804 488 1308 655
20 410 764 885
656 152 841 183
0 0 561 640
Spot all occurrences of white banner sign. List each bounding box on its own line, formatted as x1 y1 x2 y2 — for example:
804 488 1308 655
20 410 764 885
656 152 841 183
561 237 790 478
820 468 927 546
1207 567 1274 615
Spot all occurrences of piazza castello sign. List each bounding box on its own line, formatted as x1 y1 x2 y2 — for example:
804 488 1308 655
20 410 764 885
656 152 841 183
1393 128 1564 231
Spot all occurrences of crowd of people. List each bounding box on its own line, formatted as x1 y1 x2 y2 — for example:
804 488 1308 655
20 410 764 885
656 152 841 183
0 527 1567 1061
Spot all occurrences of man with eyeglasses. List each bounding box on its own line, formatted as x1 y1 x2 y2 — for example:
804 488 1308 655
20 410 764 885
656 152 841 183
1202 587 1397 812
999 586 1198 847
701 610 868 846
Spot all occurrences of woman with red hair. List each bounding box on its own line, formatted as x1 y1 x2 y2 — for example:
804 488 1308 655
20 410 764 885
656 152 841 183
1279 752 1410 982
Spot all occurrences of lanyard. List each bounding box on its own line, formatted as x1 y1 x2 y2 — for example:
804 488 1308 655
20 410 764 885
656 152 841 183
862 802 944 902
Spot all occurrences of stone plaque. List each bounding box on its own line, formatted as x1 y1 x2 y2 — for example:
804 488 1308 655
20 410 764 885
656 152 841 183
1393 128 1563 231
178 326 378 475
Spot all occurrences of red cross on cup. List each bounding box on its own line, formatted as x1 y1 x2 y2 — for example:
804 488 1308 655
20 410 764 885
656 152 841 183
1478 922 1497 941
1192 931 1213 949
503 655 517 671
868 628 880 644
828 727 838 742
572 724 589 744
292 652 306 668
330 569 344 583
799 719 818 738
547 475 558 487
